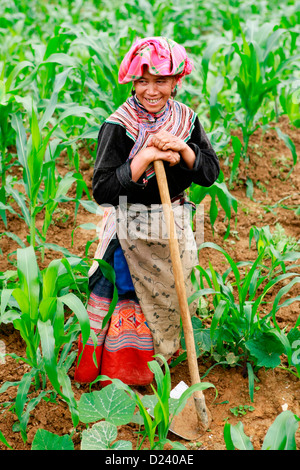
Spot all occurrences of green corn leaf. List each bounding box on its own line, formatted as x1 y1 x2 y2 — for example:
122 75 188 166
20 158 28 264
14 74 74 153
210 300 228 341
263 28 287 63
271 276 300 329
247 362 255 403
240 250 265 306
18 390 50 443
1 288 14 316
42 258 61 299
42 52 80 68
11 112 27 169
209 193 218 228
39 68 72 129
13 315 36 363
229 421 254 450
135 393 156 447
152 387 169 436
5 61 34 91
39 297 57 323
148 356 167 397
172 382 215 417
223 422 235 450
230 135 242 182
16 247 40 324
57 367 79 427
201 38 227 92
4 187 31 227
30 106 41 155
58 293 90 347
54 172 76 201
93 259 118 329
275 127 297 168
149 357 171 433
38 319 60 389
262 410 299 450
14 369 36 440
199 242 241 290
268 329 292 366
188 288 217 305
11 288 30 316
52 300 66 355
0 430 12 450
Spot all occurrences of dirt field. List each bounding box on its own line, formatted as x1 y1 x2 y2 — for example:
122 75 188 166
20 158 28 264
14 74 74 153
0 116 299 450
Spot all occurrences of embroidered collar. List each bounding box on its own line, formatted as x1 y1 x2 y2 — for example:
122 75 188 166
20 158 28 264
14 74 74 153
132 94 170 123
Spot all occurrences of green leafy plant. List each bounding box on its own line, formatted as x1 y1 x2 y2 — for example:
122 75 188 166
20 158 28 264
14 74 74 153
230 404 255 417
189 239 300 398
132 355 214 450
0 245 90 441
188 170 238 239
0 60 35 226
77 355 214 450
232 33 280 159
249 224 300 278
224 410 299 450
8 74 93 251
0 429 12 450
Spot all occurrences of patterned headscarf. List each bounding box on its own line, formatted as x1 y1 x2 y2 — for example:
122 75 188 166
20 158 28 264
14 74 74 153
118 36 193 84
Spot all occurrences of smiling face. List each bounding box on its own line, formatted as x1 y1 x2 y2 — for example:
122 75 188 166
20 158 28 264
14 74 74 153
133 69 178 113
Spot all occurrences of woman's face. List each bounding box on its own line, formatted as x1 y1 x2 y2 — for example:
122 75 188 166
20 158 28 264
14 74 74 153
134 69 178 113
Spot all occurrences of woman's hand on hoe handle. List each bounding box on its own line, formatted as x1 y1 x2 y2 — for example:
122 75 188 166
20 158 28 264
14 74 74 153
130 130 196 182
130 145 180 182
149 130 196 169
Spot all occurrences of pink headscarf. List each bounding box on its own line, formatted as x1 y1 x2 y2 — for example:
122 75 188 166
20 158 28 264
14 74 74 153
118 36 193 84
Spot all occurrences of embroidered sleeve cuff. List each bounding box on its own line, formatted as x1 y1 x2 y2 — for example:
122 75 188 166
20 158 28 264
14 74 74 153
116 160 147 191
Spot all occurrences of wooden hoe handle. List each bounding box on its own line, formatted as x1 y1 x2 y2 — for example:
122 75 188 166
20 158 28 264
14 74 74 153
153 159 210 430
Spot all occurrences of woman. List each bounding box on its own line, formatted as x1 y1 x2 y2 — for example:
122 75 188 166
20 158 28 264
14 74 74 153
74 37 220 386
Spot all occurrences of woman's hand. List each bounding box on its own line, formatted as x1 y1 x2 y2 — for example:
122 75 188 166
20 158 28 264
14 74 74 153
149 130 196 170
130 130 196 182
130 145 180 182
149 145 181 167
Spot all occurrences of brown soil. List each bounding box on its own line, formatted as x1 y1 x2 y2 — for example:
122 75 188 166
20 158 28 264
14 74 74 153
0 116 299 450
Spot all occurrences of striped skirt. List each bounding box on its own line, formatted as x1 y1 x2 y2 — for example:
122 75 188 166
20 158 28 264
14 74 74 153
74 245 155 385
74 198 198 386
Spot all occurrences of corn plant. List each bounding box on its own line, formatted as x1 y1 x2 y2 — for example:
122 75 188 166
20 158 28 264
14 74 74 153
0 61 35 226
7 70 94 251
224 410 299 450
189 239 300 399
188 170 238 239
77 355 214 450
200 18 299 183
0 245 91 441
249 224 300 278
132 355 214 450
279 82 300 128
232 33 278 159
69 29 132 114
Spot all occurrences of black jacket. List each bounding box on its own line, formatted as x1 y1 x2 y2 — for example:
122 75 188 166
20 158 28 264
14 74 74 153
92 115 220 207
